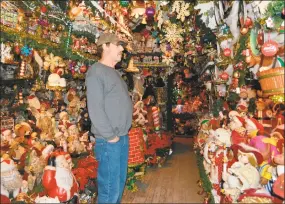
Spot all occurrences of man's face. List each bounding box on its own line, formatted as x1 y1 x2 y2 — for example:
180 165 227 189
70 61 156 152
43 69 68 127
103 43 124 62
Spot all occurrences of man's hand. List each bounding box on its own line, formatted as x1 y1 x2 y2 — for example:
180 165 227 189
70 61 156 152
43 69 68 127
108 136 120 143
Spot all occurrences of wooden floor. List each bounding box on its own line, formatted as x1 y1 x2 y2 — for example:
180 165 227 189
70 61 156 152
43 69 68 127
122 137 203 203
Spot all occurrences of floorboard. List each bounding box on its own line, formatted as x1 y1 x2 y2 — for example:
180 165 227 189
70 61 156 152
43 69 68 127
122 137 203 203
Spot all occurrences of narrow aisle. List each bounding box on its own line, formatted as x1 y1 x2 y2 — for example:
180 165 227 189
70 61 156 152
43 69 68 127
122 137 203 203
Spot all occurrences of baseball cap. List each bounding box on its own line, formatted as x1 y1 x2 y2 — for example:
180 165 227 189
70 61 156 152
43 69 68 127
97 33 127 47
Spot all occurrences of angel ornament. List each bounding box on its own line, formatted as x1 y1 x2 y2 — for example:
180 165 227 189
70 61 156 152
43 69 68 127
30 103 56 140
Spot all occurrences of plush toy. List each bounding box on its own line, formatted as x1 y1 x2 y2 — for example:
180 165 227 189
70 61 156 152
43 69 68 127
222 143 263 202
245 117 264 140
255 98 273 131
42 154 79 202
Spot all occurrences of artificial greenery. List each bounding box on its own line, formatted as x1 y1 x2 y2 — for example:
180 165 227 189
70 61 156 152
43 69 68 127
264 1 285 30
212 98 224 118
196 151 215 204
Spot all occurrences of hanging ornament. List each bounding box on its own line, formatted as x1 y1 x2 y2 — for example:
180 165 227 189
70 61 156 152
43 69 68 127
50 23 57 31
233 71 240 78
240 27 249 35
21 45 32 57
223 48 231 57
244 17 253 28
145 6 155 18
14 44 21 55
120 0 129 8
246 55 251 63
261 40 279 57
41 6 47 13
57 24 65 31
79 64 87 73
219 72 229 81
121 7 128 16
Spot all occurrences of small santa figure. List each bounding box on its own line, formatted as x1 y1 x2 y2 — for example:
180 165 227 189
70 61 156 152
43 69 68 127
42 154 79 202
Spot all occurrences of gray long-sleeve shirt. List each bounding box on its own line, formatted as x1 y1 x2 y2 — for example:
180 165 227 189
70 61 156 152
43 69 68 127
86 62 133 141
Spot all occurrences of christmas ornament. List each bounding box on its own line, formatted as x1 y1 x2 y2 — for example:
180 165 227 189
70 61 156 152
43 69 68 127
244 17 253 28
19 61 26 78
120 0 129 7
14 44 21 55
246 55 251 63
21 45 32 56
79 64 87 73
145 6 155 18
261 40 279 57
41 6 47 13
176 2 190 22
219 72 229 81
57 24 65 31
50 23 57 31
240 27 249 35
163 23 184 45
233 71 240 78
223 48 231 57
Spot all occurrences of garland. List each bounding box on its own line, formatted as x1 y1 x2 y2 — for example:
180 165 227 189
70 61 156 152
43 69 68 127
195 151 215 204
0 25 97 63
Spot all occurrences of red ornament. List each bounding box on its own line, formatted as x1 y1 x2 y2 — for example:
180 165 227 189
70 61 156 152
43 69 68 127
244 17 253 27
14 45 21 55
71 69 75 75
195 44 203 52
79 65 87 73
41 6 47 13
223 48 231 57
261 40 279 57
219 72 229 81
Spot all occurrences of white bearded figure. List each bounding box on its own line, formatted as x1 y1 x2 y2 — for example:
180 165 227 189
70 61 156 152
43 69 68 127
0 157 23 199
42 154 78 202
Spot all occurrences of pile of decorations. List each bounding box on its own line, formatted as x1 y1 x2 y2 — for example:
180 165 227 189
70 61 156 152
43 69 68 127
193 1 284 203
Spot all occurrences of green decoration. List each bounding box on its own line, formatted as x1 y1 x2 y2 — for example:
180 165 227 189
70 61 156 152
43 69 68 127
212 98 224 117
195 151 215 204
248 98 256 114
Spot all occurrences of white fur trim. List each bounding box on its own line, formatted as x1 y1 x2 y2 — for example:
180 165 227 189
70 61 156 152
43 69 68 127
44 166 56 171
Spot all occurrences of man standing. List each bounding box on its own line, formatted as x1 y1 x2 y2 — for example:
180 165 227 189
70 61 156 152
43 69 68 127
86 33 133 203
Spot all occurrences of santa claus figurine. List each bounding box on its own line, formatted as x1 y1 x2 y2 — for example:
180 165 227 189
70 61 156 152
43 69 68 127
1 156 23 200
42 154 79 202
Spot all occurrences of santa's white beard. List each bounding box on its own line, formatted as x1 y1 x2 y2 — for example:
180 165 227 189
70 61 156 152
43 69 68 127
1 171 23 191
55 167 73 193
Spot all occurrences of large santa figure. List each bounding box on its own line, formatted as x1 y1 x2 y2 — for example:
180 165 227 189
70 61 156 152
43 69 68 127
42 154 79 202
0 157 23 200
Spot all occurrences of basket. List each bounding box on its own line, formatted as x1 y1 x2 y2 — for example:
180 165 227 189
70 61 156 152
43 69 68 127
257 67 284 97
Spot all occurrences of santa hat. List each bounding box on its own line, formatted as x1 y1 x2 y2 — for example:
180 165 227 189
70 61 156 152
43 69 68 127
231 143 263 167
231 129 247 145
0 158 16 172
237 105 248 112
27 95 41 110
246 117 264 132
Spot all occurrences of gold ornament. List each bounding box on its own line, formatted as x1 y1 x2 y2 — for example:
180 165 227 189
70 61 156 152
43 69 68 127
57 24 64 31
233 71 240 78
246 55 251 63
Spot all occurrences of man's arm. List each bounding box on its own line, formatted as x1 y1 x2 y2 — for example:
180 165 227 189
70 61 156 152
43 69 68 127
86 74 116 141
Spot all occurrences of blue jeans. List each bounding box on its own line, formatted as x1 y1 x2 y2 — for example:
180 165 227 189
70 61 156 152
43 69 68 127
95 135 129 203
